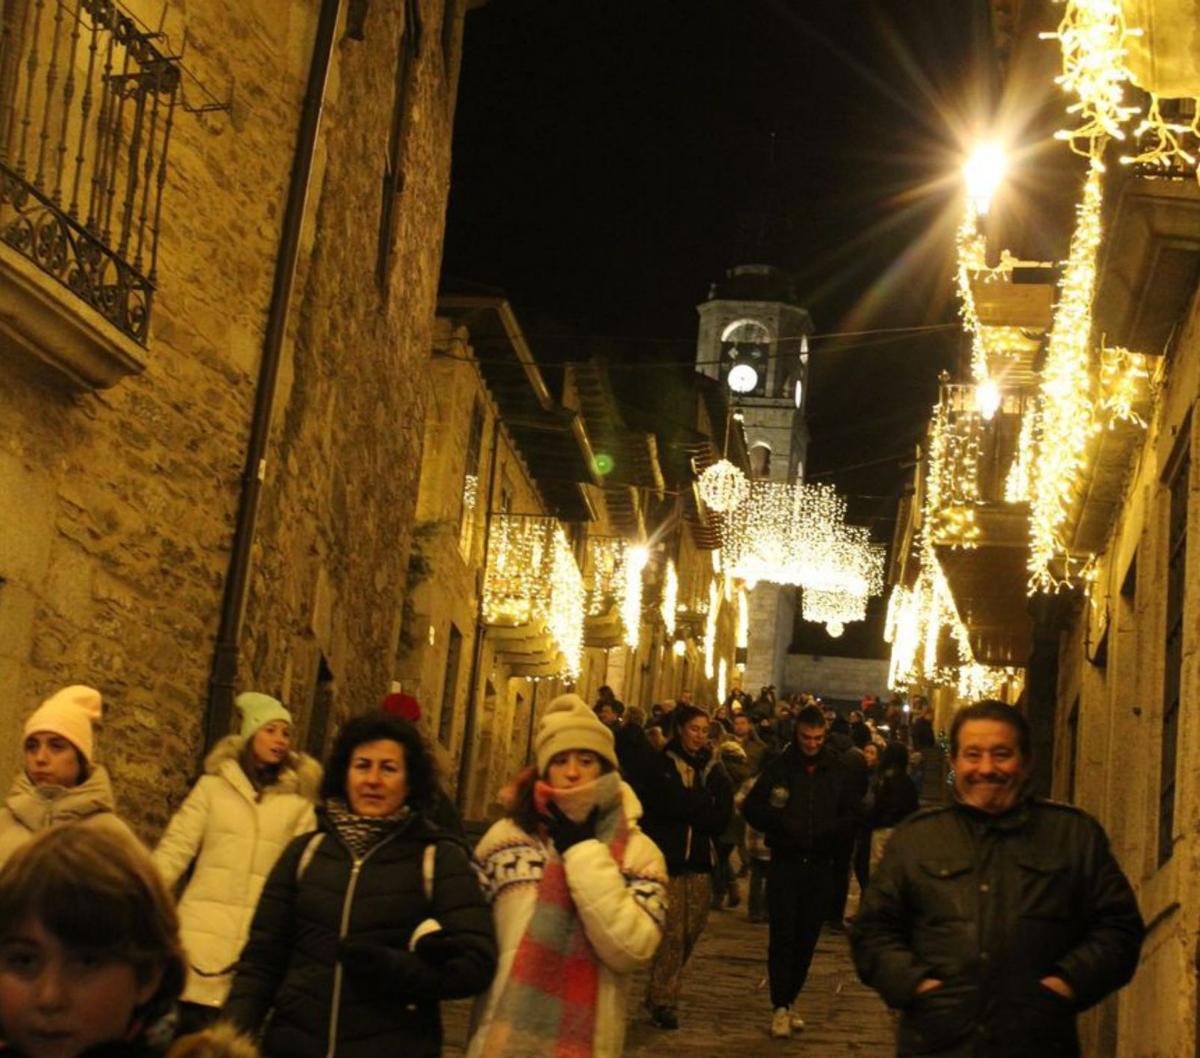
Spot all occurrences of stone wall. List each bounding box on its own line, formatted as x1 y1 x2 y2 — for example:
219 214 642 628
783 653 890 704
1053 295 1200 1058
0 0 464 838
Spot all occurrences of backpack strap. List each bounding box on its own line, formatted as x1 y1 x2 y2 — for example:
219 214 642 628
422 842 437 904
296 832 325 882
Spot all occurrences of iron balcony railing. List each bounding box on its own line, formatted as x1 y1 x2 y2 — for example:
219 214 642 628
0 0 181 344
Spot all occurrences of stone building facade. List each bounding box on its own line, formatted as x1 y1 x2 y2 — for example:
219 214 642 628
398 300 744 819
0 0 467 837
1048 176 1200 1058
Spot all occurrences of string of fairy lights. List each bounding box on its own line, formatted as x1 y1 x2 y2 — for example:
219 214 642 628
477 0 1186 694
885 0 1177 697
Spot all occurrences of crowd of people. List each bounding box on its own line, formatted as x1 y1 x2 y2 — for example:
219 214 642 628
0 679 1146 1058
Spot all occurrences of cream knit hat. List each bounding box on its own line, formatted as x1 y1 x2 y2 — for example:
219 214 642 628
24 685 103 764
236 691 293 739
534 693 618 775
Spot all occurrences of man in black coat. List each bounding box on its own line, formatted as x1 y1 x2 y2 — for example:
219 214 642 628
826 716 870 930
742 704 859 1039
850 700 1144 1058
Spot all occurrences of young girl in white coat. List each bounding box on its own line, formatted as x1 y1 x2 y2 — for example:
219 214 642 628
468 694 668 1058
153 692 321 1033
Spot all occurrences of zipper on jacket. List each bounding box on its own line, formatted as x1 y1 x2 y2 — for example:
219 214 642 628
324 827 409 1058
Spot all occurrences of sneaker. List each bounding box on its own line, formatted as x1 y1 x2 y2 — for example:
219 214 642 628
770 1007 791 1038
789 1009 806 1030
649 1005 679 1030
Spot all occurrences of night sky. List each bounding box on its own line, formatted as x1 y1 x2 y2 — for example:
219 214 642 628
441 0 1011 658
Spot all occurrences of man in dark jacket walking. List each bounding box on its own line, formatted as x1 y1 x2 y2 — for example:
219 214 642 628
640 704 734 1030
850 700 1143 1058
742 704 858 1039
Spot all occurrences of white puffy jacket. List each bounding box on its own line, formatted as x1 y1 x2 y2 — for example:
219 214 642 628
152 737 321 1007
467 781 668 1058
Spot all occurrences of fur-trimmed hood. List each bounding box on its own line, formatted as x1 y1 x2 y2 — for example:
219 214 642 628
203 735 321 802
164 1022 261 1058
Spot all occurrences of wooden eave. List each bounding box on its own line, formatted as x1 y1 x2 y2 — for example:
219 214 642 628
438 296 600 522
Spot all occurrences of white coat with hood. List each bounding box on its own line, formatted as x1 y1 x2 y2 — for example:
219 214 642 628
467 781 668 1058
153 735 321 1008
0 765 141 866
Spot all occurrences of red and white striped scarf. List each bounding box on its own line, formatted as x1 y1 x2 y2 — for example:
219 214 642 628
482 770 628 1057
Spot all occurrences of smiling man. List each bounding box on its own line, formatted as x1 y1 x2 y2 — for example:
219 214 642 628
850 700 1144 1058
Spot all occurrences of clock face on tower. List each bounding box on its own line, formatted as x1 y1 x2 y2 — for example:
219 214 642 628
720 319 771 397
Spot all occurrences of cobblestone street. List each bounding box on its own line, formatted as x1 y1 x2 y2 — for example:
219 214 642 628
442 896 895 1055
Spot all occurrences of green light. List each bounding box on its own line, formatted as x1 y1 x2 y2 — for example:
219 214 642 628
594 453 615 475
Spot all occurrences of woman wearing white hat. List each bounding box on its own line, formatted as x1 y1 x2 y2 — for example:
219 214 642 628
466 694 669 1058
153 691 322 1033
0 684 139 867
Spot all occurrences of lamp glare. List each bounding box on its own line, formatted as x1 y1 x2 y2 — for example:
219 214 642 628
963 141 1007 215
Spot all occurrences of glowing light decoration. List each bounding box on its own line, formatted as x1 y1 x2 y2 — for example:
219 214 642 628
717 658 729 704
698 459 750 513
585 538 648 649
1005 407 1037 503
703 579 720 680
1097 346 1152 429
1041 0 1142 157
661 560 678 636
1027 162 1105 593
484 516 584 676
721 480 847 587
736 588 749 650
623 545 649 648
926 397 983 549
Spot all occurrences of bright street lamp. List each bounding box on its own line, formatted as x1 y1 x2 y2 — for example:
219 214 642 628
963 141 1007 215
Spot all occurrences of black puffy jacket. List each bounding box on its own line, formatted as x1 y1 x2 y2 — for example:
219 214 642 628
741 743 858 859
224 811 496 1058
850 797 1144 1058
639 741 733 875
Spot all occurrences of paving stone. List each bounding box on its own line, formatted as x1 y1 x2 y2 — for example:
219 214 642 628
441 905 895 1055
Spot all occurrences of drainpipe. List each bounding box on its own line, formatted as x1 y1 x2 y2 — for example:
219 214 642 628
204 0 344 750
456 414 503 809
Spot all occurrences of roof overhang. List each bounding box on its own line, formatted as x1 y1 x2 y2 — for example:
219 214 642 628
438 296 600 522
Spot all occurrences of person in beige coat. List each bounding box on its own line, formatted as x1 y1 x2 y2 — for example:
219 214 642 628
0 684 140 868
468 695 668 1058
153 692 321 1034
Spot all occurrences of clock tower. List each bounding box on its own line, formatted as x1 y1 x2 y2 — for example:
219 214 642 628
696 264 813 693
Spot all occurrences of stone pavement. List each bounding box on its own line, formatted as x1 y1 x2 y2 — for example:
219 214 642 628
441 900 895 1055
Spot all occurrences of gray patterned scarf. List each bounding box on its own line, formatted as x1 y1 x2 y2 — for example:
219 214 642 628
325 797 411 858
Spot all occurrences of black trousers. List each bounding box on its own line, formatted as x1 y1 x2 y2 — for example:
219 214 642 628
852 825 871 896
829 827 855 923
766 855 834 1009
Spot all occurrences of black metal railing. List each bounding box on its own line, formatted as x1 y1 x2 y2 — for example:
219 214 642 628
0 0 180 344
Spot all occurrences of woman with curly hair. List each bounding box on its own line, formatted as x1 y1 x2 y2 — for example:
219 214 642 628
224 712 495 1058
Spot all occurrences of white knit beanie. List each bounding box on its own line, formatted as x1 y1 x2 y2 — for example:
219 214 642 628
236 691 293 739
24 685 103 764
534 693 618 775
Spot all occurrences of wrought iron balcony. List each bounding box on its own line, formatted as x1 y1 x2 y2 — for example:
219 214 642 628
0 0 180 348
